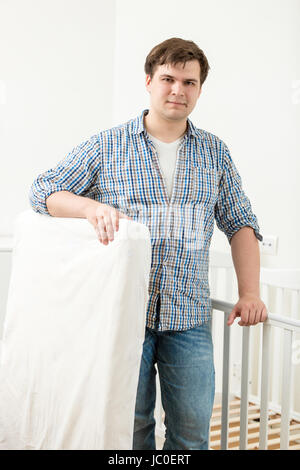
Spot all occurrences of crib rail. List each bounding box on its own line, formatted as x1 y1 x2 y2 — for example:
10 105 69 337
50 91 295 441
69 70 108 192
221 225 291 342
211 298 300 450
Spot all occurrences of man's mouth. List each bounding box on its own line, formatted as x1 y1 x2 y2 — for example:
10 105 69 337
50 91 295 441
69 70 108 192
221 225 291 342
167 101 186 106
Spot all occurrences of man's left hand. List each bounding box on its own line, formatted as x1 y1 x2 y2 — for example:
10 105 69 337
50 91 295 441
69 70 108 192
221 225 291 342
227 294 268 327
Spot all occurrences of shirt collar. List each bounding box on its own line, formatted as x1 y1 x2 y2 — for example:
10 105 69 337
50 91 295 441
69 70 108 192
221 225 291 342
130 108 197 138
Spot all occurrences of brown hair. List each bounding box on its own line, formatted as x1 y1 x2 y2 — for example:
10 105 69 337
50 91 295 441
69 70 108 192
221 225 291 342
144 37 210 87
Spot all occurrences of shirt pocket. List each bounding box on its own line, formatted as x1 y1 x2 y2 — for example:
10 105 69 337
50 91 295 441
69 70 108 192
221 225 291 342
192 166 218 207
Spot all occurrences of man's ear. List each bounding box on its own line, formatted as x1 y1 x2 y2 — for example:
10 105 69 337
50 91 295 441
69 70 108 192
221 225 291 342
198 85 202 98
145 74 151 92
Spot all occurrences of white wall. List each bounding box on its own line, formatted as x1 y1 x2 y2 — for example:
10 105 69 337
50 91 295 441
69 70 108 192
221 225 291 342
113 0 300 269
0 0 299 271
0 0 116 235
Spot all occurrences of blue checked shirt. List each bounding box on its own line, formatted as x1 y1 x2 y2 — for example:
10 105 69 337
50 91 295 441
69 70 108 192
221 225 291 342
29 108 263 331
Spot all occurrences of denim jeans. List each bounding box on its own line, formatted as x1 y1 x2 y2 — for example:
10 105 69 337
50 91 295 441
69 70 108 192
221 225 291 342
133 297 215 450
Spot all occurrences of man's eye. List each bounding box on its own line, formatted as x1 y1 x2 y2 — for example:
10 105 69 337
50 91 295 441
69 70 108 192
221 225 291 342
163 78 194 86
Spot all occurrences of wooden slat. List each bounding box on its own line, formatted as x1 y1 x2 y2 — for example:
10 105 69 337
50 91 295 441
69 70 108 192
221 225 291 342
230 433 300 450
211 403 259 419
212 399 241 411
210 418 282 438
210 424 300 447
209 397 300 451
210 410 262 428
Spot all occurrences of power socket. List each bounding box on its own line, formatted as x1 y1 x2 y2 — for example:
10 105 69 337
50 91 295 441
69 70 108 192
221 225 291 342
260 235 278 255
233 361 241 381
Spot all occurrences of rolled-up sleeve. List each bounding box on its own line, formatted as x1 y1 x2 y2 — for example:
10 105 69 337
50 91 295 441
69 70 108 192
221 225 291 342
214 143 263 245
29 135 102 215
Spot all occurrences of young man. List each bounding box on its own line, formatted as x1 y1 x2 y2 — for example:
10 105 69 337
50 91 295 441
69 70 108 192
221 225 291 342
29 37 267 450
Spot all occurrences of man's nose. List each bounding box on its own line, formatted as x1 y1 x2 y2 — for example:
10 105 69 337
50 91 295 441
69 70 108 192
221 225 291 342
171 81 184 95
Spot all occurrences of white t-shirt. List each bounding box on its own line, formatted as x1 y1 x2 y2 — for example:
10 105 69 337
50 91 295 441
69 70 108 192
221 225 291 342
148 133 185 200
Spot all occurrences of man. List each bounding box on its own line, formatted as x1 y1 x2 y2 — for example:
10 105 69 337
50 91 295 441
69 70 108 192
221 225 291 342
29 37 268 450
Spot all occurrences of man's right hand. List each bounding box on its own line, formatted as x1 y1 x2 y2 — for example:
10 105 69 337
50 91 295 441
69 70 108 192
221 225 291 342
85 202 133 245
46 191 132 246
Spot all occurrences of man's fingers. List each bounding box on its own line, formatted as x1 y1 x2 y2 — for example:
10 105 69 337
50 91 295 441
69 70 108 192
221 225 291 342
251 306 268 325
261 306 268 322
97 210 133 244
229 301 268 328
253 308 261 325
88 204 133 245
248 308 257 325
227 312 234 326
241 308 250 326
97 217 108 244
108 209 132 238
103 215 114 241
227 310 239 326
111 209 119 232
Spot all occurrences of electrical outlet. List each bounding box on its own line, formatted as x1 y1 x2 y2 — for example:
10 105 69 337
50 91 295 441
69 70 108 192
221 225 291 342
233 362 241 381
260 235 278 255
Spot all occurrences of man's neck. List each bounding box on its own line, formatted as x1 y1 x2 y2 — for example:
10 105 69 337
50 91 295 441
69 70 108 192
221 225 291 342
144 109 187 143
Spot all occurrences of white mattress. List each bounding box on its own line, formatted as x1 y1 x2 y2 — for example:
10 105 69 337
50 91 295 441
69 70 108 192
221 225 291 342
0 210 151 449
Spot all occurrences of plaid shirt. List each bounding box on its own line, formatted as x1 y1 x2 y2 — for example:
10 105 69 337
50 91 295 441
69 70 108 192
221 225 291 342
29 108 263 331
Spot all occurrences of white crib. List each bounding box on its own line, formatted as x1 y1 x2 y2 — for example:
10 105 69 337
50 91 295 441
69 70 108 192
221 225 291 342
154 251 300 450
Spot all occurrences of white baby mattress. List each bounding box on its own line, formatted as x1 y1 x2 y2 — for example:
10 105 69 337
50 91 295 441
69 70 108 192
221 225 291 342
0 209 151 449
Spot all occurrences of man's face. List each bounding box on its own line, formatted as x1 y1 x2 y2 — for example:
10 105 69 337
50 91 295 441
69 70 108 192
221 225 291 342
145 60 202 122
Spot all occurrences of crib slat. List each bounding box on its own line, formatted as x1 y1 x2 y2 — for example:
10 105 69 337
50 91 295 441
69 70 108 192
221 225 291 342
271 288 284 406
259 322 272 449
221 313 231 450
280 328 293 449
257 284 269 402
290 289 299 413
240 326 250 449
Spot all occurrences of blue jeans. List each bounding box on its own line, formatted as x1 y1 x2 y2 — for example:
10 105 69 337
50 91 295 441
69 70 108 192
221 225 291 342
133 299 215 450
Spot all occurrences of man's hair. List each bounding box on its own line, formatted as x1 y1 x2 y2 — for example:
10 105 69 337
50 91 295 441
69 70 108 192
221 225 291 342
144 37 210 87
